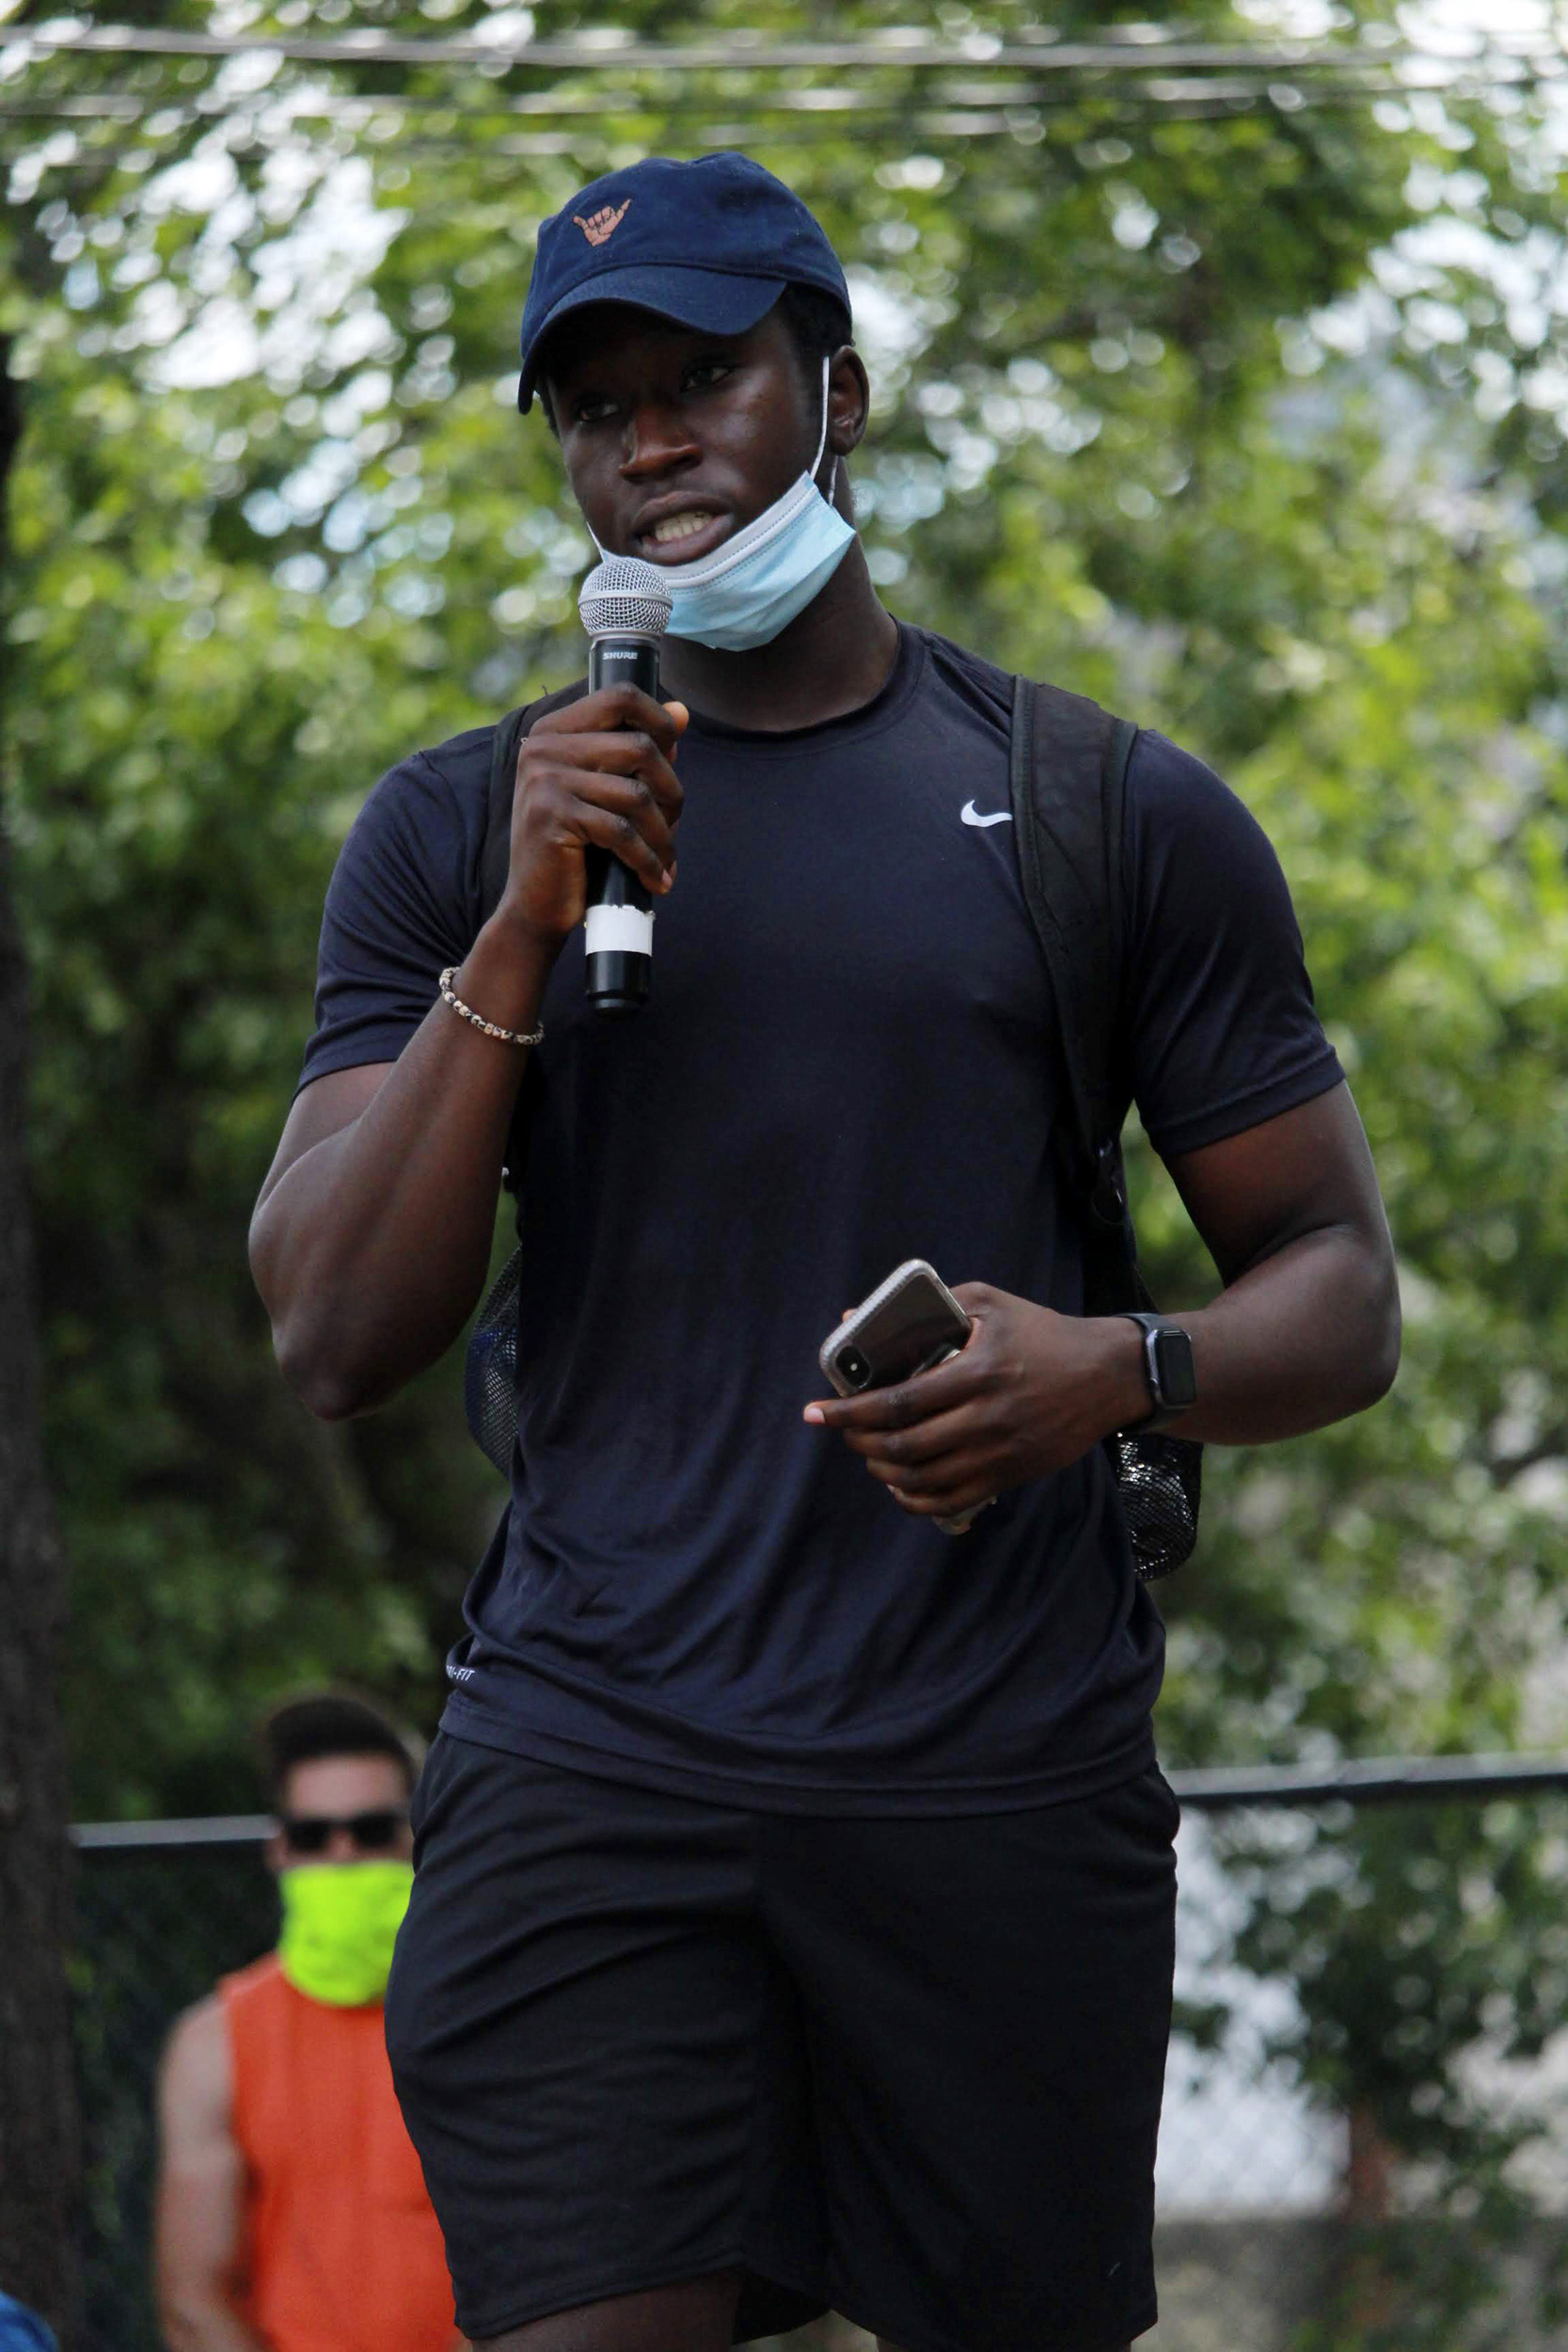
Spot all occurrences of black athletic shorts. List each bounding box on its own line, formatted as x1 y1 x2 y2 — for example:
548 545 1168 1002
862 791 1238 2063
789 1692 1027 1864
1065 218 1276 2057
386 1732 1178 2352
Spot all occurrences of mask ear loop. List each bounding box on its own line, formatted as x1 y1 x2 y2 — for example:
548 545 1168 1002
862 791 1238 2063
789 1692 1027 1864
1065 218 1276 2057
813 356 838 503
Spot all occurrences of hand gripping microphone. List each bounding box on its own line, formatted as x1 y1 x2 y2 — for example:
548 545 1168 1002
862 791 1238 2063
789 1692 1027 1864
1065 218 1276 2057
578 556 674 1015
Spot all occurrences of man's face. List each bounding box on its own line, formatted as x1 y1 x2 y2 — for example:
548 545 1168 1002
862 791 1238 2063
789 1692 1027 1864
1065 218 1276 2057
266 1751 414 1873
543 305 823 570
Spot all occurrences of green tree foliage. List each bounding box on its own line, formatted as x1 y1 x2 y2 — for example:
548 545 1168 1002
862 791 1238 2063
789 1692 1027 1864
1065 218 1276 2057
6 0 1568 2319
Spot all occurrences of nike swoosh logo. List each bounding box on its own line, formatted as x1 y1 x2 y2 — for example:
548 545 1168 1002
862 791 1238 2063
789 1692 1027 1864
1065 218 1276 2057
961 801 1013 828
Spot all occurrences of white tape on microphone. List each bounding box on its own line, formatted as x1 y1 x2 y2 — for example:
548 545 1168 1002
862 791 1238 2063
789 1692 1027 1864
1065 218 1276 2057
585 903 656 958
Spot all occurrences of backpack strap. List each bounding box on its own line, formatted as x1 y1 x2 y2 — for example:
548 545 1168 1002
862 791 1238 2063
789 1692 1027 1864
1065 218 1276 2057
478 678 590 927
1008 673 1146 1313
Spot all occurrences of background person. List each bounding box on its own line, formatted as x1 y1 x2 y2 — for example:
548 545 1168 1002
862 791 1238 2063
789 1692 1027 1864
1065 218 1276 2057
251 153 1399 2352
154 1691 458 2352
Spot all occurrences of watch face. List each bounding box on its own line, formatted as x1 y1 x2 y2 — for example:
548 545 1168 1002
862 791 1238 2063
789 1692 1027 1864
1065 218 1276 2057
1151 1327 1197 1411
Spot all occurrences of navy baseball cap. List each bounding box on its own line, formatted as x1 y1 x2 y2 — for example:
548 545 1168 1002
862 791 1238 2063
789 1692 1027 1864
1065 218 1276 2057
517 152 850 413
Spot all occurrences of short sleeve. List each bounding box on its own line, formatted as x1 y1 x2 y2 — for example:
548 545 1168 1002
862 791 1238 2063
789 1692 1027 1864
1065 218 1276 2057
1121 730 1343 1160
297 732 491 1093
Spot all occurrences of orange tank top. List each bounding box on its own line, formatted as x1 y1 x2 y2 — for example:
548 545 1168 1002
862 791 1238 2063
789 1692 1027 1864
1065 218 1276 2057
221 1954 454 2352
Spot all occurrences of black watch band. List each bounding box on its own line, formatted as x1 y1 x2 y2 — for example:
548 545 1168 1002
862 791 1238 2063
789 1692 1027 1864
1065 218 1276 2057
1120 1311 1197 1434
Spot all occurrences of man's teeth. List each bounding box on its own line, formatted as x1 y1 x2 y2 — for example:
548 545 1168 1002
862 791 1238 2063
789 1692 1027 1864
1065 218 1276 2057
651 512 716 545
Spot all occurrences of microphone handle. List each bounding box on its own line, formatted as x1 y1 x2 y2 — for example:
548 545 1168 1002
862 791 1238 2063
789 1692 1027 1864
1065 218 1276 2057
585 633 660 1015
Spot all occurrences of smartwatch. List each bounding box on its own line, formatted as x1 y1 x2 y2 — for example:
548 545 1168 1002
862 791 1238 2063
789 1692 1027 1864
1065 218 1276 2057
1121 1311 1197 1433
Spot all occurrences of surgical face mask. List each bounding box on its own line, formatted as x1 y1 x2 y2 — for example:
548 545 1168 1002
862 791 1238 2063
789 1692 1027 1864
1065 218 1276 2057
277 1860 413 2007
599 358 857 653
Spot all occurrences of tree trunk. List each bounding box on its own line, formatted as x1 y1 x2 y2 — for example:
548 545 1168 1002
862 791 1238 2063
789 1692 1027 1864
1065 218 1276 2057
0 333 79 2341
1345 2099 1395 2222
1341 2098 1396 2338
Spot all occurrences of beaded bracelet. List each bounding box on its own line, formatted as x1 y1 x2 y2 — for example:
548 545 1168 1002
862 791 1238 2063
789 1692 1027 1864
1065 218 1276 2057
437 966 544 1048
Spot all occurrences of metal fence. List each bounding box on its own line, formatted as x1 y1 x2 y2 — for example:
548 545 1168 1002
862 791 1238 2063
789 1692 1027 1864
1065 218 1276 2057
73 1820 279 2352
72 1757 1568 2352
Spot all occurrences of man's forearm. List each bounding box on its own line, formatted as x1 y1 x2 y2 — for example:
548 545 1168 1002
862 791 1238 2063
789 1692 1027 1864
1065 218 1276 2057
1101 1221 1400 1449
251 919 554 1419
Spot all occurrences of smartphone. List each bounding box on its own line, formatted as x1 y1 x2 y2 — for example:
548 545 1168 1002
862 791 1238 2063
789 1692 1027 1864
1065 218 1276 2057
819 1262 988 1535
819 1259 973 1397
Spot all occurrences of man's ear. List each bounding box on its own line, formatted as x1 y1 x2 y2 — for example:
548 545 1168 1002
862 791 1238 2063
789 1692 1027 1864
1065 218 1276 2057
828 345 871 457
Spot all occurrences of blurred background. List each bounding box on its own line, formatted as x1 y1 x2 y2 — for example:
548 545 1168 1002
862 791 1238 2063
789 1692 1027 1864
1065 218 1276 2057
3 0 1568 2343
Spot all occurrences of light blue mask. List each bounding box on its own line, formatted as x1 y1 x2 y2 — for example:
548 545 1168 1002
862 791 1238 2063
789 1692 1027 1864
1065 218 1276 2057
660 360 856 652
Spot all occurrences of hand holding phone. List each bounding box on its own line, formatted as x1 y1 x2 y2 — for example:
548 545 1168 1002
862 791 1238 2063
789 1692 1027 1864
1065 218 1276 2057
817 1261 992 1535
811 1274 1149 1525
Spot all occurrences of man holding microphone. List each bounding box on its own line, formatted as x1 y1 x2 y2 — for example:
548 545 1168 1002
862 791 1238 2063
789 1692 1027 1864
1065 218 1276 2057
252 153 1398 2352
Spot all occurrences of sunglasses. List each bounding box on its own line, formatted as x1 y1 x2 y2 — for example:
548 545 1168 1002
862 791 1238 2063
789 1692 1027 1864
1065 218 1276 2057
278 1808 409 1856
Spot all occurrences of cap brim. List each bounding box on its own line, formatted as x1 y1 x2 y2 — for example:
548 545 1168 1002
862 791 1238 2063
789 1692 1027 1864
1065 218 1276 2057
518 267 787 411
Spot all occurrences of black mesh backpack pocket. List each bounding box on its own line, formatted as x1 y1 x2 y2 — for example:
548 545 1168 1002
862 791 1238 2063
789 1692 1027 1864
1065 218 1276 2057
1104 1429 1202 1582
466 1252 522 1478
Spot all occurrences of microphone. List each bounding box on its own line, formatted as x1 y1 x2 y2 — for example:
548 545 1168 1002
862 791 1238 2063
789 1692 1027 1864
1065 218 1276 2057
578 556 674 1015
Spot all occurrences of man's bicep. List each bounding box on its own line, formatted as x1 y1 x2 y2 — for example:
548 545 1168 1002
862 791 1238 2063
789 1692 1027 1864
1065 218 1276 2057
1163 1083 1392 1287
155 1999 245 2288
254 1062 395 1218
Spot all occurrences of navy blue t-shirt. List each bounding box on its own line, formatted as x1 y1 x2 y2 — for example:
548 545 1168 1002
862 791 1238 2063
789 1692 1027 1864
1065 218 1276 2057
301 625 1341 1812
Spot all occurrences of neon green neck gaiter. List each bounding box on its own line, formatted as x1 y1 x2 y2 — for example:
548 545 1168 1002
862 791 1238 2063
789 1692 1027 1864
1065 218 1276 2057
277 1861 413 2007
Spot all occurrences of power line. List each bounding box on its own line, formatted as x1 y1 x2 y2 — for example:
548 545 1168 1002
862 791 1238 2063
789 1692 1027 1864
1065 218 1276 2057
5 22 1556 174
3 80 1550 159
0 72 1495 126
7 21 1560 82
2 47 1559 136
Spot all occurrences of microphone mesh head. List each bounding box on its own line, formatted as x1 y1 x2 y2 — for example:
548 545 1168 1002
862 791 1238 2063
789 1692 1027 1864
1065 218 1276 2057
579 557 673 640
